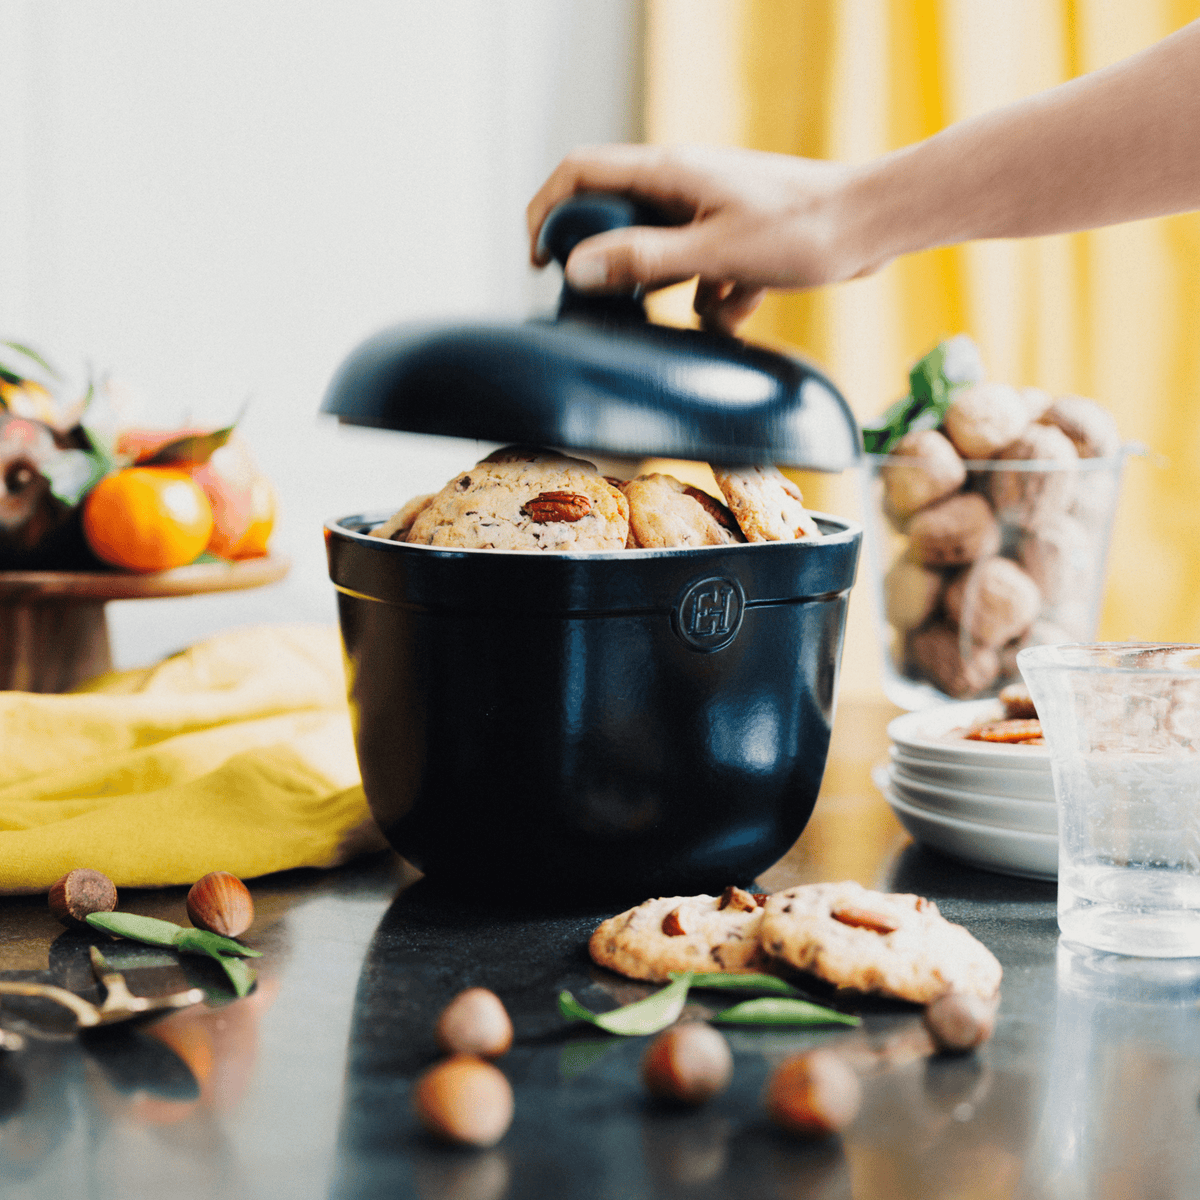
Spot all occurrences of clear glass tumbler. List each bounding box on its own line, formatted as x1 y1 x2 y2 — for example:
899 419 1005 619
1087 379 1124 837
1019 642 1200 957
860 451 1127 709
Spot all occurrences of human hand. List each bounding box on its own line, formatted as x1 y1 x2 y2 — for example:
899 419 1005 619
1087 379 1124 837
527 144 883 333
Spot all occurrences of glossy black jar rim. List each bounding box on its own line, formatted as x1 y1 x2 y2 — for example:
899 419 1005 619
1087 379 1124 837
326 513 862 616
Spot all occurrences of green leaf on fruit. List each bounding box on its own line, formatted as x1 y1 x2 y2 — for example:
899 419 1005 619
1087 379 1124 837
558 971 693 1036
1 341 61 380
710 997 860 1026
144 425 235 467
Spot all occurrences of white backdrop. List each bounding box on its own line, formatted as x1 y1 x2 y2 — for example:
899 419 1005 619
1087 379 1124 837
0 0 642 667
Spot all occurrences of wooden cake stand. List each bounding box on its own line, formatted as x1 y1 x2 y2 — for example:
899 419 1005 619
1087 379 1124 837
0 554 290 693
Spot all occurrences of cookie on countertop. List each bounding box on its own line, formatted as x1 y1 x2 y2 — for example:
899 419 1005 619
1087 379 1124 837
589 886 772 984
622 474 746 549
711 465 821 542
758 881 1002 1003
405 448 629 551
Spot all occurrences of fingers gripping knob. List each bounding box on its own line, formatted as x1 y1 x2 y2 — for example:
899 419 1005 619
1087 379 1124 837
536 193 671 270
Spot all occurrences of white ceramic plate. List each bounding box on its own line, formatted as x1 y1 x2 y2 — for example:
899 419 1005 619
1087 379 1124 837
880 765 1058 836
888 700 1051 769
888 746 1055 802
879 782 1058 881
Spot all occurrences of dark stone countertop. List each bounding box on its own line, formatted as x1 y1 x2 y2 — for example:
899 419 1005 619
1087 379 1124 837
2 702 1199 1200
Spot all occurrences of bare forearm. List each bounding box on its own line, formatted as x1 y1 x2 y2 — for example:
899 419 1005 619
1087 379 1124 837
856 19 1200 260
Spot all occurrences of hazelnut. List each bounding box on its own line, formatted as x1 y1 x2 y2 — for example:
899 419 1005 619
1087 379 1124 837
906 493 1001 568
764 1049 862 1137
186 871 254 938
47 868 117 926
942 382 1031 459
923 992 998 1053
641 1023 733 1106
943 557 1041 649
412 1054 514 1147
435 988 513 1059
879 429 966 518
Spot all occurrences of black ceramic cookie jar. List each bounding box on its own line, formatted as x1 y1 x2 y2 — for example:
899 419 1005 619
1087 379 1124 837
322 194 863 904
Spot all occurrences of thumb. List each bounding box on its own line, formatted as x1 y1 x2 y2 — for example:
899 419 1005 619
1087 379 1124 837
564 224 709 293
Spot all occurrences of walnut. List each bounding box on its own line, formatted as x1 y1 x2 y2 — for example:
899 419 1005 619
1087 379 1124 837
883 556 944 633
906 621 1000 699
986 422 1078 526
943 557 1041 650
1017 514 1090 605
942 383 1031 459
906 493 1001 567
1038 394 1121 459
879 429 966 518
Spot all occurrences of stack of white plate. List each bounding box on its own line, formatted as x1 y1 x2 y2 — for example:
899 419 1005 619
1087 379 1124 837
873 699 1058 881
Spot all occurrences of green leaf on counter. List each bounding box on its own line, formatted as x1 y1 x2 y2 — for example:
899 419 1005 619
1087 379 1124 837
143 425 234 467
87 912 259 999
86 911 183 948
173 928 261 959
558 1036 622 1081
711 997 860 1027
669 972 805 997
558 971 693 1036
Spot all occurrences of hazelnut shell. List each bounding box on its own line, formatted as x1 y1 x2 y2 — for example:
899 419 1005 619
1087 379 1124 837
186 871 254 938
435 988 513 1059
47 868 118 926
412 1054 514 1147
641 1023 733 1106
764 1049 862 1137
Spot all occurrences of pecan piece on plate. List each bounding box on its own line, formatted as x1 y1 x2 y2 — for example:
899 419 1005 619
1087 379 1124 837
966 718 1044 744
522 490 592 523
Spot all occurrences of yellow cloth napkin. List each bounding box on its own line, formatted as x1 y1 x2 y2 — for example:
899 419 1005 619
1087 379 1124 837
0 624 384 894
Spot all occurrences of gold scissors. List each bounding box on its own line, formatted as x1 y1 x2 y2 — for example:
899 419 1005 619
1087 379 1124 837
0 945 204 1036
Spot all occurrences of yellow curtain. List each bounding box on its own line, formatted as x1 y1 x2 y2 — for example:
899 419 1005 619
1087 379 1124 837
645 0 1200 700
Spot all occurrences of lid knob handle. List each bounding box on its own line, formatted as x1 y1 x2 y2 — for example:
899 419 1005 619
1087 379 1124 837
536 192 672 268
537 193 674 323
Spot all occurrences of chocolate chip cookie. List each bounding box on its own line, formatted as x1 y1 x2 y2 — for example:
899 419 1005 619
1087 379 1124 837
758 881 1002 1003
711 465 821 541
589 887 772 983
405 449 629 551
622 474 745 549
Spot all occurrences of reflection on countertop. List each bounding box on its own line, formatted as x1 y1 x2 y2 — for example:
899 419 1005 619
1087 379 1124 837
0 702 1198 1199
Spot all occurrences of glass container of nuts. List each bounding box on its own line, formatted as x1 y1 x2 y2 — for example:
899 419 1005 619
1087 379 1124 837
859 338 1130 709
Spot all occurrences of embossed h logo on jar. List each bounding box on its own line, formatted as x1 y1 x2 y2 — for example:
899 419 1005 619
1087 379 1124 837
674 576 746 652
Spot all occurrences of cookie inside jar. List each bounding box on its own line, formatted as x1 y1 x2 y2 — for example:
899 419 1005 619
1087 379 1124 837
369 445 827 552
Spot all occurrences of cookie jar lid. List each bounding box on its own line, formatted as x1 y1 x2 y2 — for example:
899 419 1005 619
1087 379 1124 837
320 194 861 471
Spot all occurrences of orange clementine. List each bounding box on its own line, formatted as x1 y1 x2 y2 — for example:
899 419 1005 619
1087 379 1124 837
231 475 276 558
83 467 214 572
